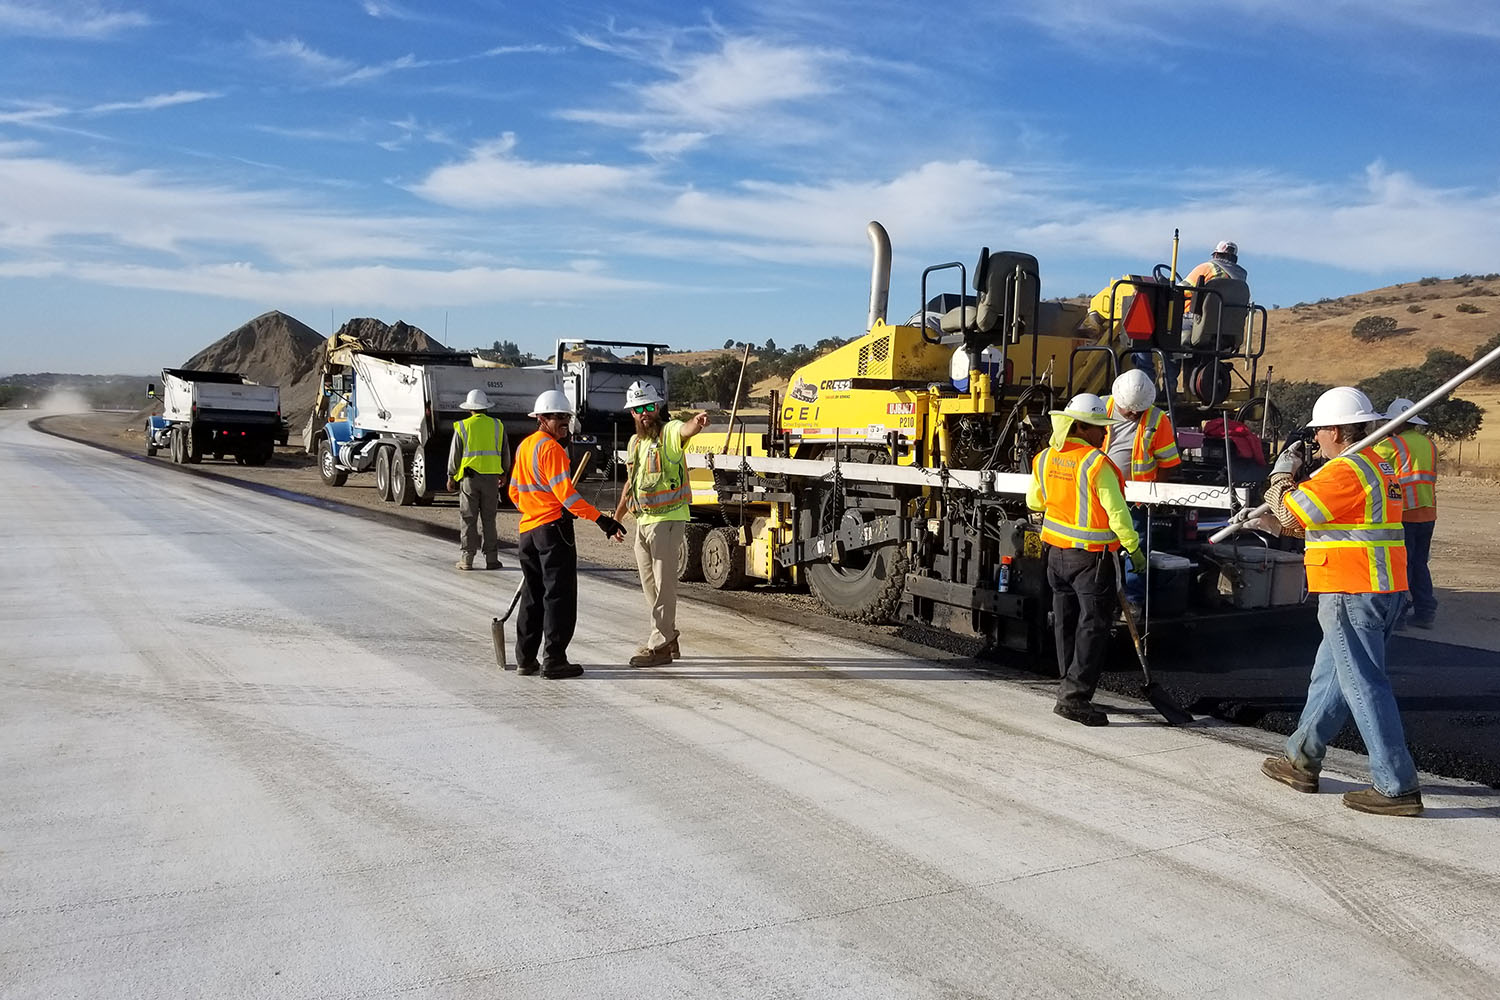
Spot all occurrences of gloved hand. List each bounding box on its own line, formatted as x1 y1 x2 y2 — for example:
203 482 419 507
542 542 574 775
1126 547 1147 575
1271 440 1306 479
596 514 625 540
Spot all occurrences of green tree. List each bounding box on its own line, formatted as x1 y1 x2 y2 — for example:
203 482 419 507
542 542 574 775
723 338 735 350
1474 332 1500 383
1425 398 1484 441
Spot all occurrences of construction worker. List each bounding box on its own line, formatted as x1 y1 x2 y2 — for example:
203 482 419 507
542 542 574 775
447 389 508 571
610 382 711 668
1376 398 1438 629
1103 368 1181 610
1181 240 1248 297
1027 393 1146 727
508 389 626 679
1259 386 1422 816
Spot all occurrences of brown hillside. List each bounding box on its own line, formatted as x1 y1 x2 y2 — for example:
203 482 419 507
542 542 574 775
1261 277 1499 384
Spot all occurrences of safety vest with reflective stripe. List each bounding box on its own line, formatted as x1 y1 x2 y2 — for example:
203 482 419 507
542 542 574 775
1032 440 1124 551
1374 429 1437 517
507 430 602 533
1104 398 1181 482
627 421 690 521
453 414 506 480
1285 446 1408 594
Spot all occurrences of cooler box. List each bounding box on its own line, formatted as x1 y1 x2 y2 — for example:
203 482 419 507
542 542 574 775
1147 551 1193 617
1206 546 1307 608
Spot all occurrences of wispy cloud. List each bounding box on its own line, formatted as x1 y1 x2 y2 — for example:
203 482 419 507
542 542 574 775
410 133 653 208
0 90 219 126
0 1 148 40
248 36 355 78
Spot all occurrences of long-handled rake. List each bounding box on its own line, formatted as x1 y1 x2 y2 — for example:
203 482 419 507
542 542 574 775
1115 557 1194 726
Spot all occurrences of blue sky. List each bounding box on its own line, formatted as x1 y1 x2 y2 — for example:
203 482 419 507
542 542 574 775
2 0 1498 374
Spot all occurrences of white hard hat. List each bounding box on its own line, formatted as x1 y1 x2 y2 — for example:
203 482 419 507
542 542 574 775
1110 368 1157 414
459 389 491 411
1050 392 1112 426
1307 386 1382 427
528 389 575 417
1214 240 1239 257
623 380 666 410
1384 397 1428 426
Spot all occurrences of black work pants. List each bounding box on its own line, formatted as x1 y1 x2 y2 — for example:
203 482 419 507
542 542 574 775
515 517 578 667
1047 545 1118 706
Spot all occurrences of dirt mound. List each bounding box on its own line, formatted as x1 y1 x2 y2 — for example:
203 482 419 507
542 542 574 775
333 317 446 354
182 310 325 388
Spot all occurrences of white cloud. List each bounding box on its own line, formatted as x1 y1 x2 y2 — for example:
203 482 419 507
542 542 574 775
247 36 355 78
0 1 148 39
409 133 653 208
636 130 709 159
483 43 568 56
0 90 220 126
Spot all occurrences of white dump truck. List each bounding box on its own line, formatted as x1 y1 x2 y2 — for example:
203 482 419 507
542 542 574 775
145 368 281 465
311 348 565 506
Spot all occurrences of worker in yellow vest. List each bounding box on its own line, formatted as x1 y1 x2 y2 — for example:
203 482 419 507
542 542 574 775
1027 393 1145 727
1259 387 1421 817
447 389 509 571
1376 398 1438 629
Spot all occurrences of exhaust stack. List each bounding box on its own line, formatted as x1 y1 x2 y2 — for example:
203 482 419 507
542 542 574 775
866 221 891 331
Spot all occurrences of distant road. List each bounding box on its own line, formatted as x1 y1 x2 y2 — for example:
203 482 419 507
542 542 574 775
5 410 1500 998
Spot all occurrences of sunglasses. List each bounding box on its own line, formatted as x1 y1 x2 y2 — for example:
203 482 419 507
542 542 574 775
632 403 657 414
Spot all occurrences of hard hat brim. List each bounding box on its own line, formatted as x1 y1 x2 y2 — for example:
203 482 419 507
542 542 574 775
1049 408 1113 426
1305 410 1383 428
1386 409 1428 425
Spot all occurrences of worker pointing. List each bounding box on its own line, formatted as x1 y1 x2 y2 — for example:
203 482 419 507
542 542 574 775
1027 393 1145 727
1259 386 1422 816
508 389 626 679
1375 398 1438 630
447 389 508 571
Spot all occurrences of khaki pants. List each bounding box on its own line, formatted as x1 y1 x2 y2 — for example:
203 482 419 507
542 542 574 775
458 473 500 562
633 519 685 650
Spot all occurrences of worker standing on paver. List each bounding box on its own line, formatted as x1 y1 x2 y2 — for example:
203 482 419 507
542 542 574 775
1259 387 1422 816
1376 398 1439 630
1027 393 1145 727
1103 368 1180 614
509 390 626 679
447 389 508 571
610 382 710 668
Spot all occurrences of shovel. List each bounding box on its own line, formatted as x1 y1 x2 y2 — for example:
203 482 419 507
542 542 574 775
1115 558 1194 726
491 577 526 670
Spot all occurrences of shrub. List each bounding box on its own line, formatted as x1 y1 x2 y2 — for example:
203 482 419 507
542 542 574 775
1418 276 1441 286
1456 302 1484 314
1407 304 1424 313
1432 313 1445 319
1475 332 1500 383
1351 315 1401 341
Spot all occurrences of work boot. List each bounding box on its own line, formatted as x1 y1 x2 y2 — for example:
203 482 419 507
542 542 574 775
1261 756 1319 793
541 661 584 679
484 557 502 570
629 645 672 668
1409 615 1434 630
516 658 540 676
1053 701 1109 727
668 630 680 659
1343 787 1424 817
455 556 473 571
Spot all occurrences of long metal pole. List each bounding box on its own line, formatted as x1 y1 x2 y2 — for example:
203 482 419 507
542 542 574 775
1211 342 1500 543
722 343 753 456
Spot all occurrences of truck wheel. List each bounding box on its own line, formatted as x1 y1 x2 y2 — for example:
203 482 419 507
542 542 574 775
804 489 909 623
702 527 748 590
390 448 417 506
185 432 202 464
375 447 393 501
172 429 186 465
146 437 157 457
319 438 347 487
410 447 436 505
679 523 708 582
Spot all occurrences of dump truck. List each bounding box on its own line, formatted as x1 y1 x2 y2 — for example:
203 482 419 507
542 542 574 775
674 222 1303 657
553 338 668 477
308 344 566 506
145 369 281 466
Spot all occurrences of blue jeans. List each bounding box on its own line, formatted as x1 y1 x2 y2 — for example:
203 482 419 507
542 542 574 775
1286 592 1419 796
1403 520 1436 621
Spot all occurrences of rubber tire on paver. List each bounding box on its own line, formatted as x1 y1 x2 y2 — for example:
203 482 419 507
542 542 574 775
678 522 708 582
375 446 393 501
410 446 436 506
702 526 748 590
319 438 347 487
390 448 417 506
802 448 908 623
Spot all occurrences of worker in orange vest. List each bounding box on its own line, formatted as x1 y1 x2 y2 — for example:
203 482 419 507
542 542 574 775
1259 387 1421 817
508 390 625 679
1376 398 1438 629
1027 393 1145 727
1104 368 1181 611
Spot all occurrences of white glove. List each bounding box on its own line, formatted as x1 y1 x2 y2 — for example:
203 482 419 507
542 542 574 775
1271 440 1306 479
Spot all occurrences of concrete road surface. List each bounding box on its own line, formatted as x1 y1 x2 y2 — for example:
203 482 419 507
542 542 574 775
5 408 1500 1000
